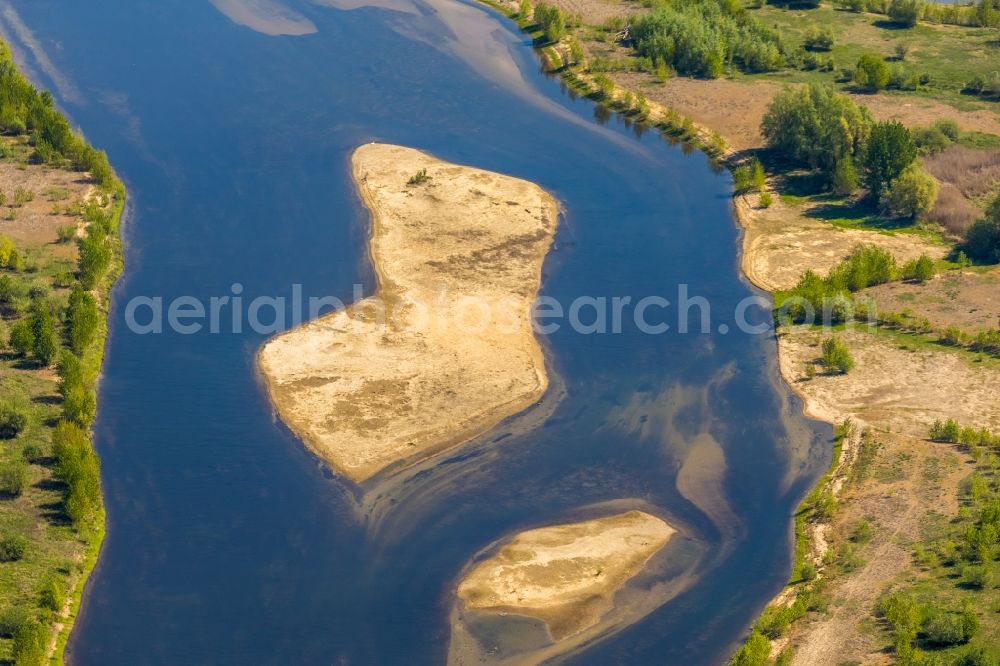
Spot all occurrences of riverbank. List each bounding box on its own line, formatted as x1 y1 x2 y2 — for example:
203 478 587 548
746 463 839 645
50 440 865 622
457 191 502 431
0 39 123 664
479 0 1000 662
259 143 558 483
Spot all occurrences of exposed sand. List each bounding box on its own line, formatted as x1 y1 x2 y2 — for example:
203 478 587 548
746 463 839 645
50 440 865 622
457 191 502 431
258 143 558 483
734 192 948 293
455 511 674 640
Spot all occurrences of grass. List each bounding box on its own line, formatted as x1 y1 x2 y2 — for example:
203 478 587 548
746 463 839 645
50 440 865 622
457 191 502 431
0 139 122 663
743 4 1000 109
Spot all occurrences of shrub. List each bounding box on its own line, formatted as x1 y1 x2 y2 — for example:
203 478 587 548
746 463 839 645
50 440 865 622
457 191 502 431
912 125 952 155
66 287 99 355
729 629 770 665
0 605 29 637
0 400 28 439
922 608 977 646
855 53 890 91
821 336 854 373
533 2 566 42
406 169 429 186
962 564 991 589
733 158 765 193
828 244 898 291
832 156 859 195
759 191 773 208
929 418 961 442
20 443 42 464
879 163 939 219
934 119 961 142
804 25 834 51
53 421 101 526
850 518 875 543
888 0 922 26
894 42 910 60
900 254 935 282
0 533 28 561
964 193 1000 263
55 225 75 243
11 619 46 666
0 461 29 496
39 576 65 611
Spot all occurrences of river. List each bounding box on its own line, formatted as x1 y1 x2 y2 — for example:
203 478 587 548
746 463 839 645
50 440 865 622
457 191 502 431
0 0 829 662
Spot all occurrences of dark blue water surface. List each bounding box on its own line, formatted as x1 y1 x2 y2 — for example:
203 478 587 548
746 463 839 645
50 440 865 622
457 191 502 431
2 0 830 663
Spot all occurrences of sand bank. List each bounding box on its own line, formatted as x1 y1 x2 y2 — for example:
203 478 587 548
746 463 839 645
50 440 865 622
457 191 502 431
455 511 674 640
258 143 558 483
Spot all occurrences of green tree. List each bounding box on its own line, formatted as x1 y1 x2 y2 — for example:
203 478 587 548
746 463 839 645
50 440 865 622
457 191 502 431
832 156 859 195
879 163 939 219
0 461 28 496
889 0 923 26
964 193 1000 263
855 53 890 91
53 421 102 526
28 300 57 366
864 120 916 197
66 286 99 354
761 83 872 178
533 2 566 42
821 336 854 374
8 319 34 357
729 630 770 665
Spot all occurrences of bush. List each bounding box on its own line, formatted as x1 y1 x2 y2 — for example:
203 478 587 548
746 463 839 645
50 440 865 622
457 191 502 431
934 119 961 142
964 193 1000 263
760 191 773 208
733 158 765 193
855 53 890 91
922 608 977 646
0 533 28 561
879 163 939 219
900 254 935 282
56 224 75 243
53 421 101 526
0 461 29 496
66 287 99 355
0 400 28 439
832 156 859 195
912 125 952 155
821 336 854 373
39 576 65 611
804 25 834 51
962 564 991 589
11 619 46 666
729 629 770 665
929 418 961 442
888 0 922 26
0 605 29 637
533 2 566 42
8 319 34 357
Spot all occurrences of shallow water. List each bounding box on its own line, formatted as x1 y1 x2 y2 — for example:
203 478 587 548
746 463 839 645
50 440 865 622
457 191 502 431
2 0 830 663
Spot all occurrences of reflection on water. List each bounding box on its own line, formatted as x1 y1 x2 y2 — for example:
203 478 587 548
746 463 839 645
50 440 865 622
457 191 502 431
1 0 831 663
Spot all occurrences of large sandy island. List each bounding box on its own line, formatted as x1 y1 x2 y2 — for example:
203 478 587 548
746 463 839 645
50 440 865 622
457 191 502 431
456 511 674 640
258 143 558 482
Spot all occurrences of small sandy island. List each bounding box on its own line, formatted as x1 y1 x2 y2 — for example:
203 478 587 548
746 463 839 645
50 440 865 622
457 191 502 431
258 143 558 483
456 511 674 642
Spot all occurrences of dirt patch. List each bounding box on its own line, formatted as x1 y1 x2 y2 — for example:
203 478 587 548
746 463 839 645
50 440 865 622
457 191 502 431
861 267 1000 335
777 326 1000 437
455 510 673 639
734 192 947 292
786 433 972 666
258 144 558 483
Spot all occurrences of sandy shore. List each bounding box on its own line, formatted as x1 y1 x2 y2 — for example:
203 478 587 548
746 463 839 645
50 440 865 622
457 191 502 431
455 511 674 640
258 143 558 483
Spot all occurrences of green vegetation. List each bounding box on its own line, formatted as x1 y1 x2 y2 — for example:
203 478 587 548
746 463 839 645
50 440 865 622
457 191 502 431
762 84 871 182
533 2 567 43
855 52 890 91
963 192 1000 263
406 168 429 186
820 336 855 373
0 36 123 665
630 0 785 79
864 120 917 197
